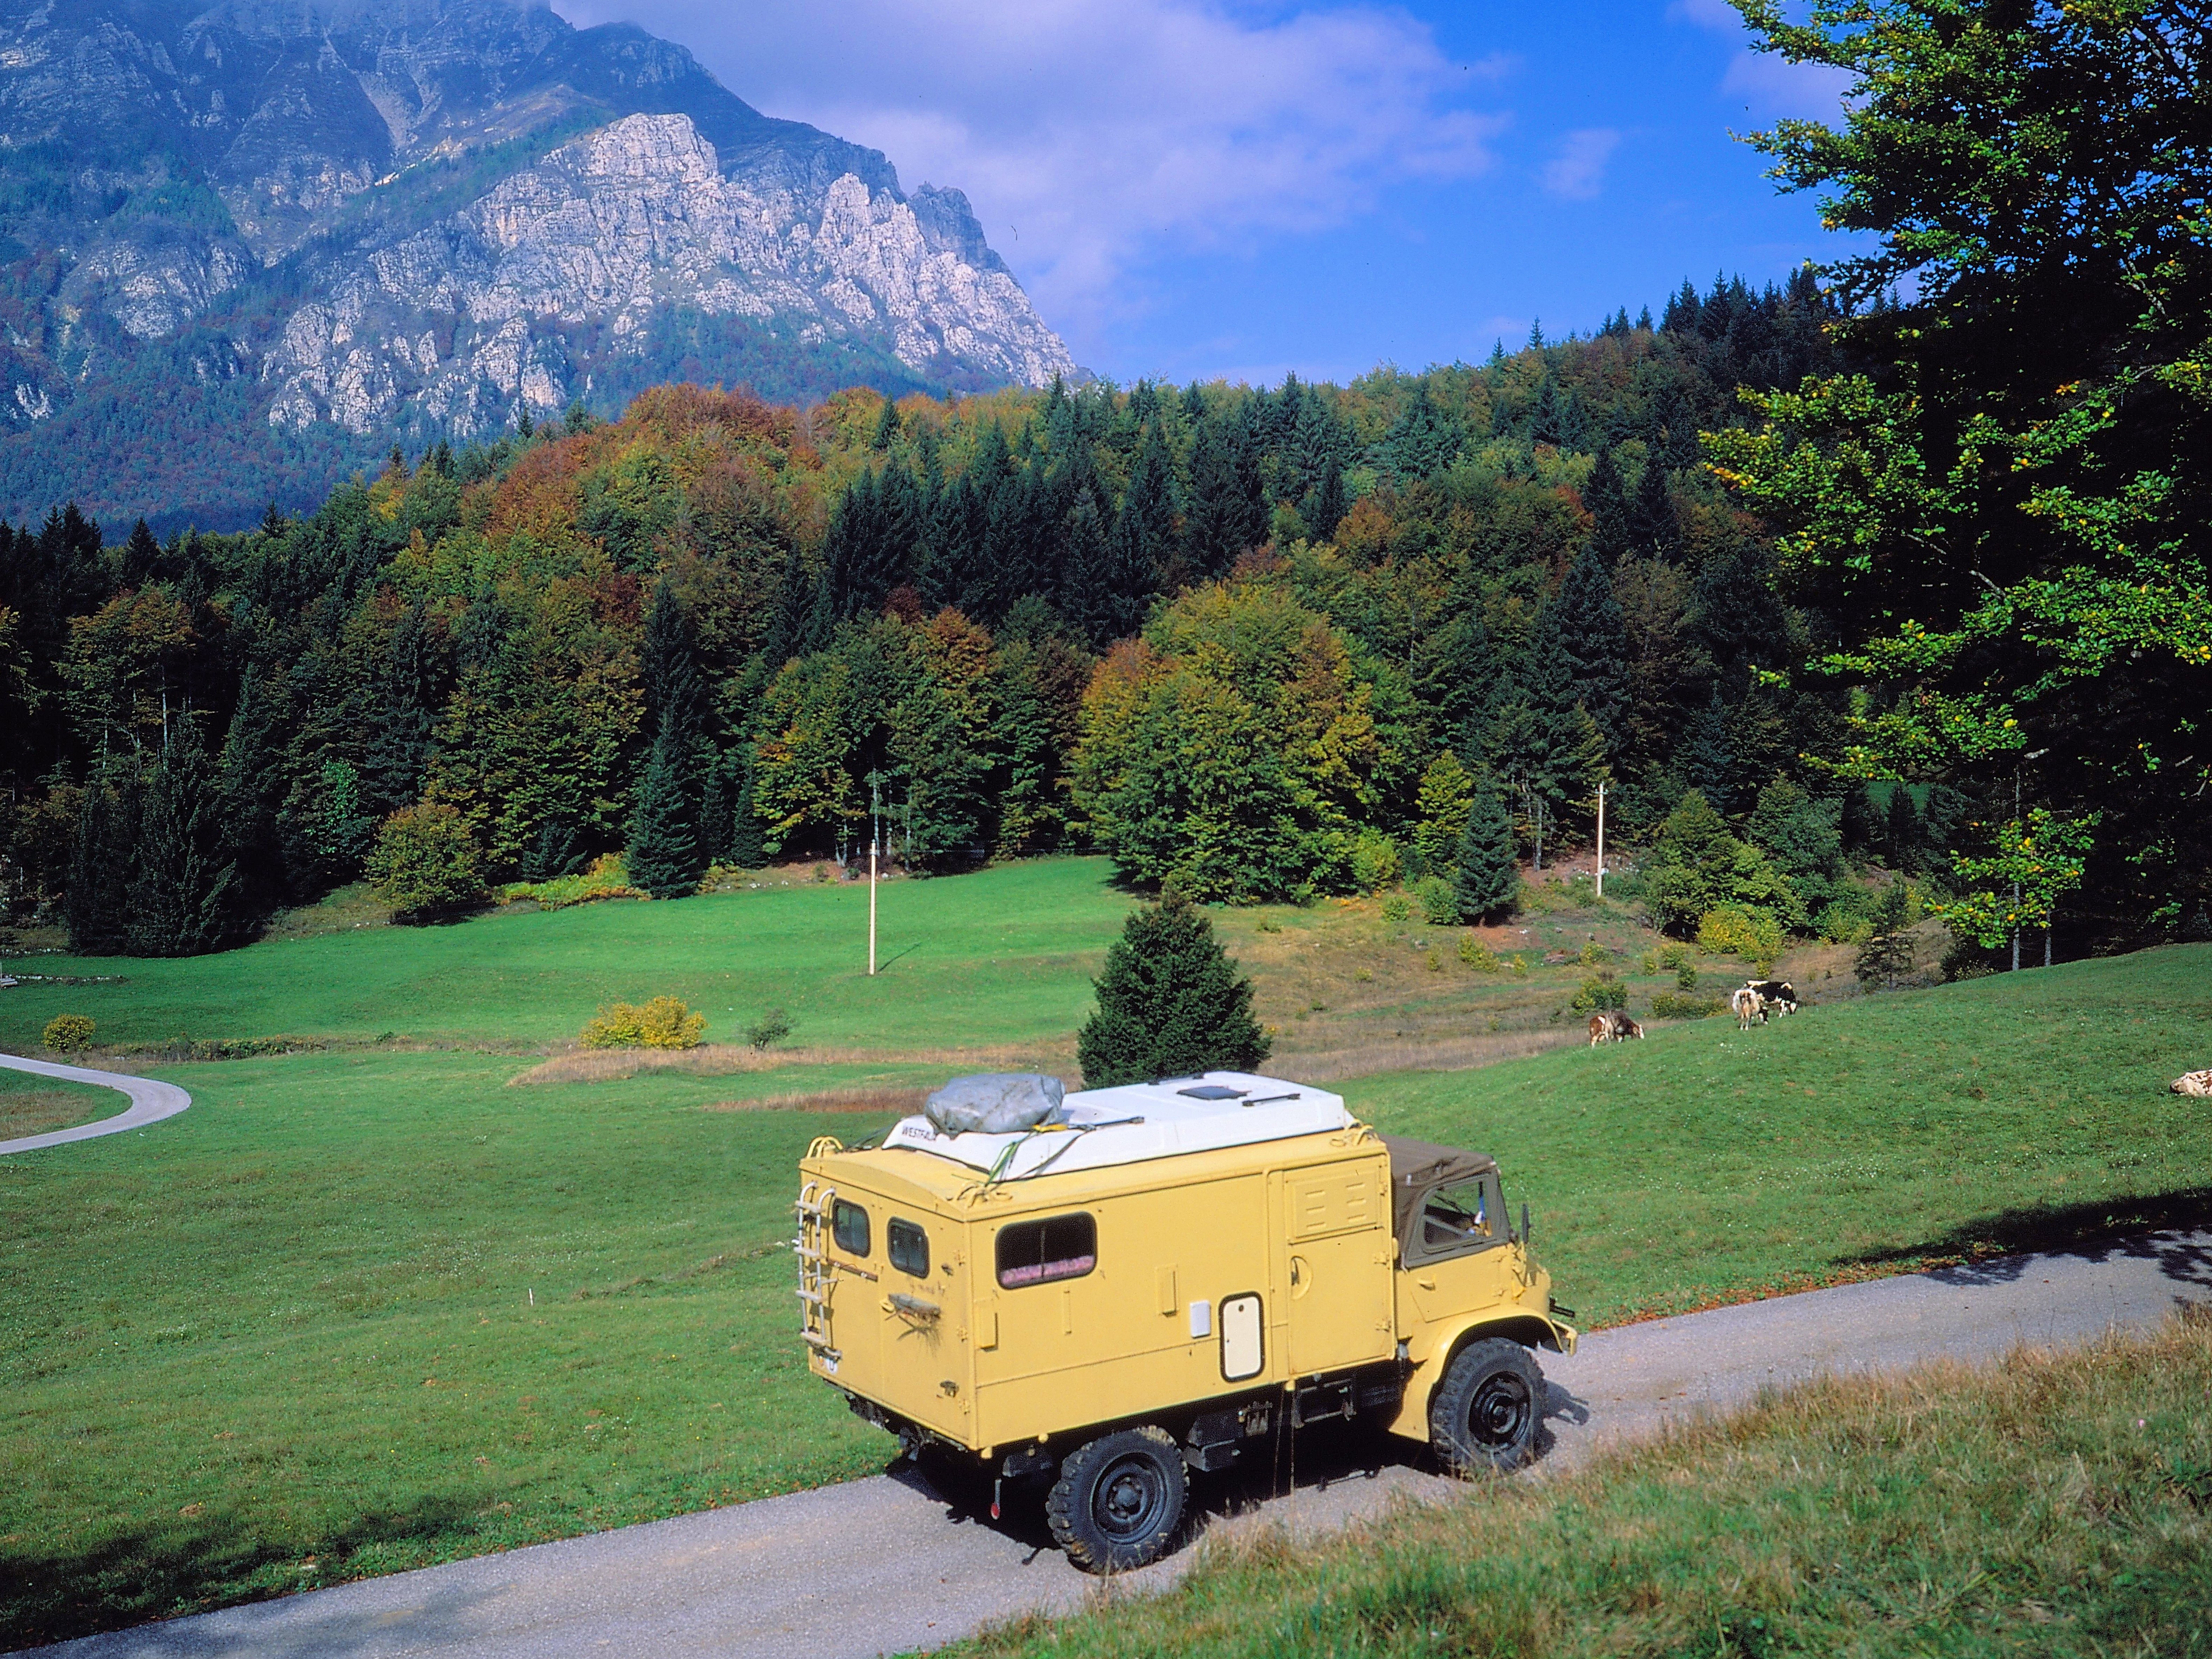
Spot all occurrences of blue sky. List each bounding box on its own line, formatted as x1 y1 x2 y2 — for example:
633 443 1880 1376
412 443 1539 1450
553 0 1853 386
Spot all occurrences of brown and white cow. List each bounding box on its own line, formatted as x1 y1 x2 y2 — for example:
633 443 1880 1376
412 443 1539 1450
2173 1069 2212 1098
1731 986 1767 1029
1606 1010 1645 1041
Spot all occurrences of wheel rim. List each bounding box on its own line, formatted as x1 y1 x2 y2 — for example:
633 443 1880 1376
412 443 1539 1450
1466 1369 1533 1450
1090 1452 1170 1542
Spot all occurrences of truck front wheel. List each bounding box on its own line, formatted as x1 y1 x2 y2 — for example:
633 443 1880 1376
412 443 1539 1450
1046 1425 1187 1572
1429 1337 1543 1475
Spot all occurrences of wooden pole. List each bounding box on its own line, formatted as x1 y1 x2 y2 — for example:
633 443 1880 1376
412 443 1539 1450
868 837 878 976
1595 780 1606 899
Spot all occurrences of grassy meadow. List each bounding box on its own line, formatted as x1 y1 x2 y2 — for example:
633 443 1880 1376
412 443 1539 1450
2 857 2209 1645
0 1067 126 1142
952 1319 2212 1659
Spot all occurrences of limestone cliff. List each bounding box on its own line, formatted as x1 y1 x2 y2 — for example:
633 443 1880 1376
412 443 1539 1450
0 0 1078 523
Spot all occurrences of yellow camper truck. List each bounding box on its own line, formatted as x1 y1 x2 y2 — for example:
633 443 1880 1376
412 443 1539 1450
796 1071 1576 1570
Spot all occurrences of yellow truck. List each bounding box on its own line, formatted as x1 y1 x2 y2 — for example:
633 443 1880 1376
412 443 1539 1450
795 1070 1576 1571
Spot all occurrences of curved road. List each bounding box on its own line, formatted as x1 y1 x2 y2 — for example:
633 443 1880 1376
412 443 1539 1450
11 1225 2208 1659
0 1053 191 1156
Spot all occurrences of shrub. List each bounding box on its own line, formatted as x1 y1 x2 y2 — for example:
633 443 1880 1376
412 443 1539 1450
42 1013 95 1053
581 996 706 1050
1697 904 1785 964
1814 900 1873 945
502 853 643 911
1414 876 1457 926
746 1008 792 1051
1380 892 1412 924
1425 948 1443 972
1577 939 1611 968
1566 873 1598 909
1570 974 1629 1014
367 803 486 922
1676 960 1700 991
1511 955 1528 977
1458 934 1499 971
1651 992 1729 1020
1350 830 1402 895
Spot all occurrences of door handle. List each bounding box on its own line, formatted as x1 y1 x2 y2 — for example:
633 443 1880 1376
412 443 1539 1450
1416 1277 1436 1290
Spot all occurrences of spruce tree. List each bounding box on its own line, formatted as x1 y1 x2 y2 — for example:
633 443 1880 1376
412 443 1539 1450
1628 456 1680 561
1075 885 1271 1087
1554 543 1629 739
1056 489 1118 648
1885 785 1922 873
66 763 134 954
626 706 702 899
1681 686 1736 811
727 759 765 869
126 728 238 957
1582 449 1630 561
1454 783 1519 923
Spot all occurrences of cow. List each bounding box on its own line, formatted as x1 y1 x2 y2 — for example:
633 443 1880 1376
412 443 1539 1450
2173 1070 2212 1098
1731 986 1767 1029
1589 1010 1646 1044
1743 979 1799 1015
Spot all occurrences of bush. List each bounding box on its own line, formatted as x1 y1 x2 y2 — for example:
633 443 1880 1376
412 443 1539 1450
1814 900 1873 945
581 996 706 1050
1570 974 1629 1013
42 1013 95 1053
746 1008 792 1051
1676 960 1700 991
1697 904 1785 964
1650 992 1729 1020
1350 830 1402 895
1076 885 1270 1087
501 853 644 910
367 803 486 922
1577 939 1611 968
1380 892 1412 924
1414 876 1457 926
1566 873 1598 908
1458 933 1499 971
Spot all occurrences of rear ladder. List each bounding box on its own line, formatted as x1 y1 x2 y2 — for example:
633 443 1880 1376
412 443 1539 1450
794 1167 841 1367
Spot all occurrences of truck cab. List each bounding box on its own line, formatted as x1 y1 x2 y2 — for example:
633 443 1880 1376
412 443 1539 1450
796 1072 1574 1571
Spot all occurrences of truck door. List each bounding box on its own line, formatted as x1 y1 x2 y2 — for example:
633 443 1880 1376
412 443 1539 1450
1278 1157 1395 1375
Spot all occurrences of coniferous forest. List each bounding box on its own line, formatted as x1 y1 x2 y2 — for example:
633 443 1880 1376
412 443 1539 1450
3 0 2208 966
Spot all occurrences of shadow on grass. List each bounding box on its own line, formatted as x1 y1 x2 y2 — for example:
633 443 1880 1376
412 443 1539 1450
1 1490 499 1653
1853 1185 2212 1291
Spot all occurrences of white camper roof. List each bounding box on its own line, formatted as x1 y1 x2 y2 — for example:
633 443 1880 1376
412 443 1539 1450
879 1072 1353 1181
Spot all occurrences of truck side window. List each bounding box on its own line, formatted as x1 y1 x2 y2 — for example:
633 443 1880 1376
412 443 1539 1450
831 1199 871 1256
1416 1178 1497 1258
888 1217 930 1278
996 1213 1096 1288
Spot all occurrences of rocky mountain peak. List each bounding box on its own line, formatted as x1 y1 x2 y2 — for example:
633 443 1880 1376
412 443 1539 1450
0 0 1079 528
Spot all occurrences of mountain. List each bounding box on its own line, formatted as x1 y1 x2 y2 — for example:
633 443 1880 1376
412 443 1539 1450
0 0 1079 532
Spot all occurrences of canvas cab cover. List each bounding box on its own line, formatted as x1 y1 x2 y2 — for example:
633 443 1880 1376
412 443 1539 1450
1379 1134 1499 1249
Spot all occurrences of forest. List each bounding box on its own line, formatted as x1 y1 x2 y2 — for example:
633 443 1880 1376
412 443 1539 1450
1 0 2205 965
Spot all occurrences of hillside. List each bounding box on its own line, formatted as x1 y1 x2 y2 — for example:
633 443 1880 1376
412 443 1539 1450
0 0 1075 531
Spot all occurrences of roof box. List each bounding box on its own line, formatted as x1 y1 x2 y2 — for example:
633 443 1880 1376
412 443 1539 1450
879 1071 1353 1180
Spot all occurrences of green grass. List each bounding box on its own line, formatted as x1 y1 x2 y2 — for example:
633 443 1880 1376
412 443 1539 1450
1342 942 2212 1324
1 859 2208 1647
0 1064 126 1140
950 1319 2212 1659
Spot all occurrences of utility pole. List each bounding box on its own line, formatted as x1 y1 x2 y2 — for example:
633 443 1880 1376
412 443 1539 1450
1595 780 1606 899
868 774 880 977
2011 766 2022 972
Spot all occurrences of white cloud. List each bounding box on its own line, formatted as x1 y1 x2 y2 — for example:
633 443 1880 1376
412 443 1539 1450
551 0 1507 355
1541 127 1620 199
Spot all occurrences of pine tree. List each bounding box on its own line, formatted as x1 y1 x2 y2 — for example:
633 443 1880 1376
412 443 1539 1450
118 517 162 585
871 395 901 451
1453 782 1519 923
1885 785 1922 874
1379 383 1464 481
727 758 766 869
626 706 702 899
1056 488 1119 649
1182 414 1260 578
1582 449 1630 562
1681 686 1736 811
1629 456 1680 561
1075 885 1271 1087
126 727 237 957
66 762 135 954
1554 543 1629 739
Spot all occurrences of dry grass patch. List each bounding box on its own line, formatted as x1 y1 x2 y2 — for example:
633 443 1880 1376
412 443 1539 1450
701 1085 929 1116
509 1039 1080 1087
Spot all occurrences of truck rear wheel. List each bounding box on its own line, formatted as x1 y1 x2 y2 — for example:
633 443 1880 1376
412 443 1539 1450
1429 1337 1543 1476
1046 1425 1187 1572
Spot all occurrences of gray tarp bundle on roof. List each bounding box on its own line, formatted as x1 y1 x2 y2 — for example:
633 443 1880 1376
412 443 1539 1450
1379 1134 1498 1247
923 1073 1068 1136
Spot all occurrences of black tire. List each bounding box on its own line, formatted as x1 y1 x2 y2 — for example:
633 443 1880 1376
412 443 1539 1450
1429 1337 1544 1476
1046 1425 1187 1572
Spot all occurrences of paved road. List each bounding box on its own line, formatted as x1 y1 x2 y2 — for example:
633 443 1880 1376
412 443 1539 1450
0 1053 190 1156
15 1227 2207 1659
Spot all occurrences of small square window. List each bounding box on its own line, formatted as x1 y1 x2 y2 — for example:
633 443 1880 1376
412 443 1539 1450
831 1199 870 1256
996 1213 1096 1288
888 1218 930 1278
